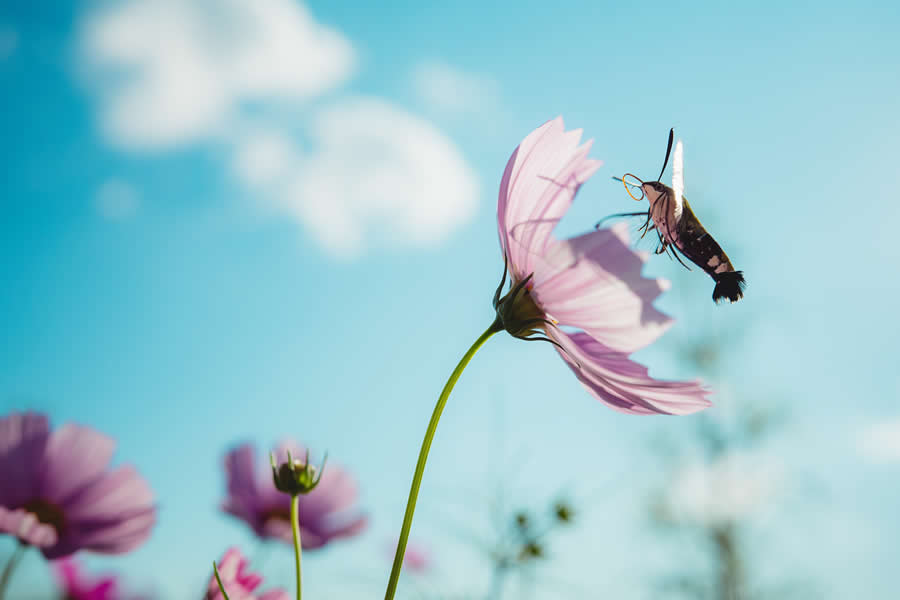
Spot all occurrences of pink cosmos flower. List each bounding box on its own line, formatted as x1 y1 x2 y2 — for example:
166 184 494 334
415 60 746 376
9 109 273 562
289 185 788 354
222 442 367 549
207 547 288 600
53 558 145 600
0 412 156 559
494 118 711 415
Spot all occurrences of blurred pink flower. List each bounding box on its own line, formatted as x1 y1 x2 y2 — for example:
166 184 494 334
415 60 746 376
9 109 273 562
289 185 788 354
221 442 367 549
0 412 156 559
390 539 430 573
207 547 288 600
53 558 144 600
494 118 710 415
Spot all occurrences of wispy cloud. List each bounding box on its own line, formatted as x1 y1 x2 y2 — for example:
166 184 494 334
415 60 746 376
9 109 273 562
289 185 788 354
856 418 900 463
95 178 141 221
0 25 18 61
412 60 500 115
665 451 783 525
257 98 479 257
80 0 354 150
78 0 480 256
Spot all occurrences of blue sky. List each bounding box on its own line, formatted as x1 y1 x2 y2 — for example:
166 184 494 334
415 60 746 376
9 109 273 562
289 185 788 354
2 0 899 598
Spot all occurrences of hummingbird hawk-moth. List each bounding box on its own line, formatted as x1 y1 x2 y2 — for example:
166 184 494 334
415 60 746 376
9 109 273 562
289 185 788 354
600 129 746 304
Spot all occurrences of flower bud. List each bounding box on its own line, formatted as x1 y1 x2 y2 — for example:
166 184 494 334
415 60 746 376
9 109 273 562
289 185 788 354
270 450 325 496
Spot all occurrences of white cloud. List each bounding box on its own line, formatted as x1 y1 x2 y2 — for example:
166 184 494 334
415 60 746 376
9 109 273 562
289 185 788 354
857 418 900 463
0 26 17 60
95 178 141 220
80 0 354 149
665 451 782 526
241 98 479 257
231 130 298 187
413 60 500 115
78 1 480 257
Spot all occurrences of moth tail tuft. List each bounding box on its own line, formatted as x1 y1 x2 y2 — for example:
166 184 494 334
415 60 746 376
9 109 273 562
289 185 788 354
712 271 746 304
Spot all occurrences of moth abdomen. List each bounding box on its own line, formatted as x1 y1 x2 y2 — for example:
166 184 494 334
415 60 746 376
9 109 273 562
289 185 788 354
712 271 746 304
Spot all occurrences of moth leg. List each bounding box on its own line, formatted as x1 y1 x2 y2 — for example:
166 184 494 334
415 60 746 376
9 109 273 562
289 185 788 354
667 238 693 271
638 212 654 239
659 192 692 271
594 211 648 229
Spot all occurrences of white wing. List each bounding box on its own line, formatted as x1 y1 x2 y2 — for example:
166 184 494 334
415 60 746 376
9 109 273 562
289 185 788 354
672 139 684 219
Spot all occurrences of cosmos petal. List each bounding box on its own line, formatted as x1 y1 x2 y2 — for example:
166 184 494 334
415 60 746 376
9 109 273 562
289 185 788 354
37 424 116 506
0 412 156 559
0 412 50 506
63 465 154 521
220 441 366 549
0 506 58 547
207 548 290 600
298 465 360 518
498 117 602 279
549 330 712 415
531 225 674 353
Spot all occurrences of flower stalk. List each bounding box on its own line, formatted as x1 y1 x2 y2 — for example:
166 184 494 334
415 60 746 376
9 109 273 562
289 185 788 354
212 561 232 600
384 320 502 600
0 545 26 600
269 450 324 600
290 493 303 600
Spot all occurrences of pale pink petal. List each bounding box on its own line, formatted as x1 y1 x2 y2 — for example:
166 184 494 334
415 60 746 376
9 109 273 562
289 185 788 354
37 424 116 505
271 440 307 465
0 413 156 559
55 557 81 590
260 518 294 544
316 512 368 544
221 441 366 549
0 506 58 547
498 117 602 279
53 509 156 557
0 412 49 454
550 330 711 415
208 547 287 600
44 465 155 558
298 466 359 518
0 412 50 506
530 226 673 353
225 444 262 502
52 558 122 600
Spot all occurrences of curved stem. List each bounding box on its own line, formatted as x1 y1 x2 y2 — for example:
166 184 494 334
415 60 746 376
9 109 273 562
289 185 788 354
384 319 503 600
290 494 303 600
0 545 26 600
487 563 509 600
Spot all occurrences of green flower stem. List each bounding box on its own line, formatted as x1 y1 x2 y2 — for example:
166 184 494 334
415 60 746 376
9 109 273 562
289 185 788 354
291 493 303 600
384 319 503 600
0 544 26 600
212 561 232 600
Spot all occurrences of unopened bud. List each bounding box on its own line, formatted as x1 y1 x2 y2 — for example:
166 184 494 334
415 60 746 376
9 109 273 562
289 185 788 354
270 450 326 496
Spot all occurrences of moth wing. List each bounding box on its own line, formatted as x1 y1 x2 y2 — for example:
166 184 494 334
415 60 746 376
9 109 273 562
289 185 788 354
672 139 685 219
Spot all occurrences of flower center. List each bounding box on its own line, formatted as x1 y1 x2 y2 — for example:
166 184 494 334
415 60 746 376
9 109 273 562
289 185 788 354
262 507 291 524
22 499 66 534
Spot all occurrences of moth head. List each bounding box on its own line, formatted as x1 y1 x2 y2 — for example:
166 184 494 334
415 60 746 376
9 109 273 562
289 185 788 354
641 181 667 203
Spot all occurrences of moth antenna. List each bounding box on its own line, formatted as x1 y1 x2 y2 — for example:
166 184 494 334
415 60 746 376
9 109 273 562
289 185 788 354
657 128 674 182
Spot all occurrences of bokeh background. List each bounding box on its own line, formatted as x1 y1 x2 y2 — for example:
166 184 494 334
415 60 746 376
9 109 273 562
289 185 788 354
2 0 899 598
